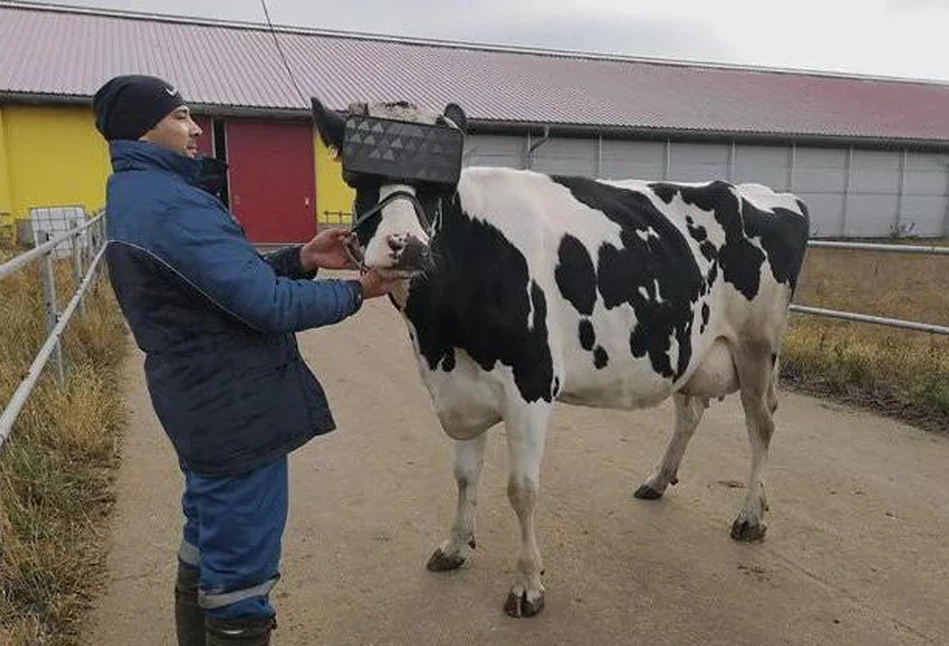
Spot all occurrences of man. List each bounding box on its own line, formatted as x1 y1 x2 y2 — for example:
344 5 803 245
93 75 398 646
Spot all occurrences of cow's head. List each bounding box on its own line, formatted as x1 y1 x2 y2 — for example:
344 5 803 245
311 98 468 277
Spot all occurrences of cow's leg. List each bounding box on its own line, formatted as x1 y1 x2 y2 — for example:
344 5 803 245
634 393 708 500
503 403 550 618
731 348 777 542
427 433 487 571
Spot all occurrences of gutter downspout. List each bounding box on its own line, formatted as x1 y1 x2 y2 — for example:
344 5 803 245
526 124 551 169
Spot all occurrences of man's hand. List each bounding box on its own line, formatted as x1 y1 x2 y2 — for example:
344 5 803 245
300 228 355 272
358 270 402 299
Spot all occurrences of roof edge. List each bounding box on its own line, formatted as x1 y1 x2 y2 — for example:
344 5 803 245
5 92 949 152
482 120 949 151
3 1 949 88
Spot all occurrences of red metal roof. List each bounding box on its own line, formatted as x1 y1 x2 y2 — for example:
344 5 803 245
3 2 949 144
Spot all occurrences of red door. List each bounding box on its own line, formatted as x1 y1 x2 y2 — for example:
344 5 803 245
225 119 317 243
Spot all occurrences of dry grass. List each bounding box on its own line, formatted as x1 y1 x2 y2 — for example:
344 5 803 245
0 245 128 646
782 239 949 432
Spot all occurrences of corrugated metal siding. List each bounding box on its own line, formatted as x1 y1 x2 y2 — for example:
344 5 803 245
462 132 949 237
600 140 666 180
903 153 949 236
464 135 525 168
733 145 789 190
3 4 949 144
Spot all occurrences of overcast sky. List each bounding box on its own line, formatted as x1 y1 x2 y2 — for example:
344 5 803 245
36 0 949 82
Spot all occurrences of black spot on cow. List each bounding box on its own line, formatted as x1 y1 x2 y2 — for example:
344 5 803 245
699 241 717 263
442 349 456 372
652 181 764 300
555 234 597 316
701 303 710 333
707 261 719 288
404 194 554 403
685 219 718 263
741 198 810 293
649 181 809 298
578 319 596 351
593 346 609 369
685 217 707 242
652 183 677 205
553 176 704 381
553 377 560 396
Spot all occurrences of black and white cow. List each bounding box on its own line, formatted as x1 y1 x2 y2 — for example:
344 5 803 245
312 100 810 618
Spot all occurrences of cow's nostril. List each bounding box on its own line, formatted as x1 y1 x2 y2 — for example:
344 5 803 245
387 235 406 252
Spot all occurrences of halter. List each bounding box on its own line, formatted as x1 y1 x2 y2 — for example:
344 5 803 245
344 188 442 271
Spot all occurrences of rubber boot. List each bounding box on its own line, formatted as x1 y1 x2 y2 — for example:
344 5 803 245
175 566 206 646
205 616 276 646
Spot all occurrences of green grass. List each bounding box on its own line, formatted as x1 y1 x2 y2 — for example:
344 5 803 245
0 246 128 646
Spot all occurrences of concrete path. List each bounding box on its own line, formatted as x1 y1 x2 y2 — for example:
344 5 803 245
87 297 949 646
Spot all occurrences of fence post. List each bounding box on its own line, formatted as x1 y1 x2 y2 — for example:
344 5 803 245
842 146 854 237
727 141 736 182
894 148 907 235
91 216 105 293
36 230 65 384
663 139 671 180
944 162 949 237
70 220 85 315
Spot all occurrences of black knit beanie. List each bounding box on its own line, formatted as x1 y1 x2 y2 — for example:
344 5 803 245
92 75 186 141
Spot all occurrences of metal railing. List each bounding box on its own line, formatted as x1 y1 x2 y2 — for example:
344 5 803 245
790 240 949 336
0 225 943 450
0 213 108 450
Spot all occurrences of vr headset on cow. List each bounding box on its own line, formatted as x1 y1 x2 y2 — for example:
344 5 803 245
310 98 466 260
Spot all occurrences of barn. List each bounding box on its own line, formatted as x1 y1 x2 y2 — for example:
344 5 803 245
2 0 949 245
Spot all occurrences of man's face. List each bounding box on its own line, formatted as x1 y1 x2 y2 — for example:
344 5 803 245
140 106 202 158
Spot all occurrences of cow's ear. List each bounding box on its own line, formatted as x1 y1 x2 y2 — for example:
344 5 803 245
311 97 346 153
443 103 468 134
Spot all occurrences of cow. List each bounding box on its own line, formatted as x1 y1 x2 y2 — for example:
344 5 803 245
311 99 810 618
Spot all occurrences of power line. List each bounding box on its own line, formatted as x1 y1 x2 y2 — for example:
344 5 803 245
259 0 307 105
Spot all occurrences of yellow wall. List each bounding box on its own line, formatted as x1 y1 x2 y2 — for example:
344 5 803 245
0 105 352 239
314 134 354 228
1 105 111 227
0 109 12 242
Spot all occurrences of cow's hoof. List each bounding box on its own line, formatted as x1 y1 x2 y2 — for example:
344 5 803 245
426 546 469 572
504 589 545 618
730 519 767 542
634 484 663 500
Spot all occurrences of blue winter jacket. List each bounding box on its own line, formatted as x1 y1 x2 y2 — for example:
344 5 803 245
105 140 362 477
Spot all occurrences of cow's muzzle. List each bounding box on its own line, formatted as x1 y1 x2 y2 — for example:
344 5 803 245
389 234 434 273
347 190 437 273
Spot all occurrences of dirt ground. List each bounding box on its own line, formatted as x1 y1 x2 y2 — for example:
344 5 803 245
86 296 949 646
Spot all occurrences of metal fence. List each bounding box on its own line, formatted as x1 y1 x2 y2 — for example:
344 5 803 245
0 220 944 450
790 240 949 336
0 212 107 450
